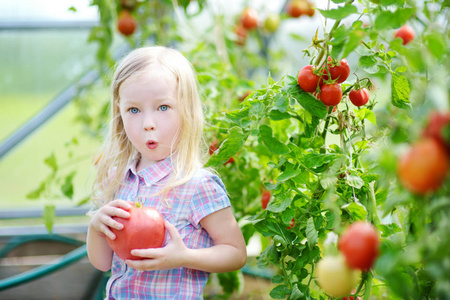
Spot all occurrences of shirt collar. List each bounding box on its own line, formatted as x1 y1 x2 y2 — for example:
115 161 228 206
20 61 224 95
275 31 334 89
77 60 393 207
126 156 174 187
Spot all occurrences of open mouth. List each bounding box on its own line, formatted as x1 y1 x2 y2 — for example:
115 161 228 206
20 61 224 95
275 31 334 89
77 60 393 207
146 140 158 149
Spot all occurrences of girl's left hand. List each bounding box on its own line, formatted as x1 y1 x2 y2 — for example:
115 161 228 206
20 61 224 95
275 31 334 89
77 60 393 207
125 220 189 271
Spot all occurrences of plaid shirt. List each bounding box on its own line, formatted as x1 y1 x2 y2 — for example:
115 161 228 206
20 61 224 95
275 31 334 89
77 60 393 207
105 157 231 299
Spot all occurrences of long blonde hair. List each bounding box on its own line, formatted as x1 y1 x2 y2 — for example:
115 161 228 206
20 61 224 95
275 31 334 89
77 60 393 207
92 46 205 207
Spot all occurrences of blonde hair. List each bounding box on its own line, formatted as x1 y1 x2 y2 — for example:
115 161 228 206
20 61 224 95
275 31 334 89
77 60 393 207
92 46 205 207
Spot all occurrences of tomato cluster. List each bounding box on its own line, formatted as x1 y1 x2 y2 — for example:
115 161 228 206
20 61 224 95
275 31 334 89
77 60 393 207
316 222 379 298
398 111 450 195
297 57 371 108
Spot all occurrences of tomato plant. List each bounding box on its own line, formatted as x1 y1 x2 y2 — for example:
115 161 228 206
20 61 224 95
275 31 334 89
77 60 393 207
261 190 271 210
422 111 450 152
29 0 450 298
107 203 165 261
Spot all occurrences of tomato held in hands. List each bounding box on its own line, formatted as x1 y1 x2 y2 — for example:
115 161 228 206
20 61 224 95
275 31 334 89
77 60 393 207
107 204 165 260
298 65 320 93
320 83 342 106
316 255 360 298
394 25 415 45
398 138 449 195
349 88 370 107
422 111 450 153
117 10 136 36
241 8 259 30
338 221 379 271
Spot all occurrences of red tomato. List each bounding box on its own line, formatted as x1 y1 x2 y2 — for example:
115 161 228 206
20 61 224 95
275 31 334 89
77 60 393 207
421 111 450 153
349 88 370 107
241 8 259 30
320 83 342 106
343 296 362 300
117 10 136 36
298 65 320 93
398 138 449 195
261 190 271 210
286 0 309 18
107 204 165 260
338 221 379 271
328 58 351 83
394 25 415 45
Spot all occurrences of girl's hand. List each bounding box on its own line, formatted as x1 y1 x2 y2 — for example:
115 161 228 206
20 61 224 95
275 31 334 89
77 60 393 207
89 199 132 240
125 220 188 271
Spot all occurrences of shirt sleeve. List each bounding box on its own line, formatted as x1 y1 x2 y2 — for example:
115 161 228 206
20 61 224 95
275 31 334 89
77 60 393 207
188 171 231 227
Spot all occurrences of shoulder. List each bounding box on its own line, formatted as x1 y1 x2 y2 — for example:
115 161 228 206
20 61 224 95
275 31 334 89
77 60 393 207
190 169 226 192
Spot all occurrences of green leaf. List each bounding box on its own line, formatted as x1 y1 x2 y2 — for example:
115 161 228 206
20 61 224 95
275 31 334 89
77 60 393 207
26 182 46 200
306 217 318 249
391 73 411 109
286 79 327 118
318 4 358 20
359 55 380 74
276 163 301 182
355 107 377 125
289 284 305 300
267 194 293 213
206 126 247 167
425 33 446 60
43 204 55 233
225 107 250 125
344 202 368 221
346 174 365 189
258 125 290 155
61 171 76 199
342 28 365 59
217 271 242 295
270 285 291 299
375 8 415 30
258 244 280 268
44 153 58 173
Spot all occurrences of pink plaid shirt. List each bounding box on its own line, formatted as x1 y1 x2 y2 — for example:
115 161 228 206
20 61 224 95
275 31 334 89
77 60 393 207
105 157 230 299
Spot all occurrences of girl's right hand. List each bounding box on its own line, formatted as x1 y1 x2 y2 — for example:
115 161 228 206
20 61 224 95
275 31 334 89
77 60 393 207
89 199 132 240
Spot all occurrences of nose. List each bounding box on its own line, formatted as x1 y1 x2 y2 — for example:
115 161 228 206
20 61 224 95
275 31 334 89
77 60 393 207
143 115 156 131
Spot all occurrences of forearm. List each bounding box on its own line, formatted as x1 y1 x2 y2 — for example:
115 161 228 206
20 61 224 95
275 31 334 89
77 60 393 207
183 244 247 273
87 226 114 272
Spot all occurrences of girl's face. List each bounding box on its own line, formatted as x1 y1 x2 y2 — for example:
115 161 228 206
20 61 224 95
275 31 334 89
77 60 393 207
119 74 181 171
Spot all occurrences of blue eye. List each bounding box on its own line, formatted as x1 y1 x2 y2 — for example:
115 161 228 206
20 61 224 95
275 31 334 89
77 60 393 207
159 105 169 111
129 107 140 114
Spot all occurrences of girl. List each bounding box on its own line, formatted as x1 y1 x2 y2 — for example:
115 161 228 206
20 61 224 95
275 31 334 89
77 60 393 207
87 46 247 299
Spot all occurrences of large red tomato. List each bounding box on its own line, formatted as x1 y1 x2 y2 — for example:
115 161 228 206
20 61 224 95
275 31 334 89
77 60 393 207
107 204 165 260
298 65 320 93
349 88 370 107
320 83 342 106
421 111 450 153
338 221 379 271
397 138 449 195
394 25 415 45
316 255 360 298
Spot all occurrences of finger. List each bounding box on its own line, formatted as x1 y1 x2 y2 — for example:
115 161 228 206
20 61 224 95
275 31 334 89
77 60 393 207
126 258 157 271
130 248 161 259
110 199 133 211
164 220 180 240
